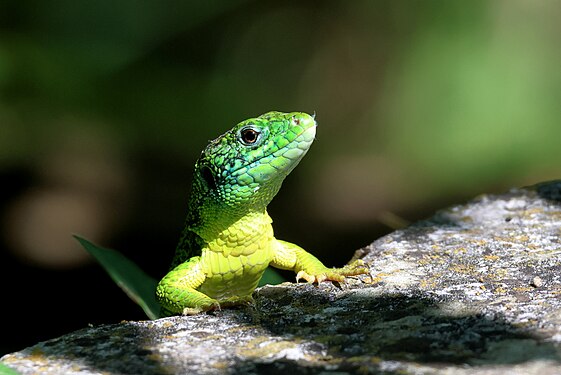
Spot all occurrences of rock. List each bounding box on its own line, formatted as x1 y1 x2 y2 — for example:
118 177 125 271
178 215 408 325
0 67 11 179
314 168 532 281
2 181 561 374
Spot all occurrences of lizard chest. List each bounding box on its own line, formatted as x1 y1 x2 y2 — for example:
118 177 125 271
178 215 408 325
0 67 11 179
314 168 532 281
196 218 275 301
197 248 273 301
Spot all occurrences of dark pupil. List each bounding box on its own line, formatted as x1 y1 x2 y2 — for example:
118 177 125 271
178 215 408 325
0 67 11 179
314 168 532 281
242 129 258 144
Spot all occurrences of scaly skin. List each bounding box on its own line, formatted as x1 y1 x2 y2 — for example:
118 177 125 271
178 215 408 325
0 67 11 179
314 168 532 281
156 111 368 316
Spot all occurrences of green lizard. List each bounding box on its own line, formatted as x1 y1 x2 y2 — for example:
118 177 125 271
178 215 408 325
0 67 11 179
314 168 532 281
156 111 368 315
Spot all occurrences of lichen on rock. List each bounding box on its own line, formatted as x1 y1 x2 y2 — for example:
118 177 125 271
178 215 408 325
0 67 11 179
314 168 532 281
2 181 561 374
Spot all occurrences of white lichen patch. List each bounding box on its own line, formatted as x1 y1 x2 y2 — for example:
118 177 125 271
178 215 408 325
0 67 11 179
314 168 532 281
3 182 561 375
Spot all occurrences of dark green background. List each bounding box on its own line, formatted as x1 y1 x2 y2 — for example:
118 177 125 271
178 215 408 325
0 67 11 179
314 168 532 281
1 1 560 355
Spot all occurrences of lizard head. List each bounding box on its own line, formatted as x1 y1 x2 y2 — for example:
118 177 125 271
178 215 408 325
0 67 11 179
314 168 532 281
193 111 316 212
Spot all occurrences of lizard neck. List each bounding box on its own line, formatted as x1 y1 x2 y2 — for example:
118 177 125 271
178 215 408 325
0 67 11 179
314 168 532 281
185 172 281 245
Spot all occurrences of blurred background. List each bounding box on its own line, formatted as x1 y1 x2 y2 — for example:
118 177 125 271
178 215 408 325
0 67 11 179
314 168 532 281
1 0 560 355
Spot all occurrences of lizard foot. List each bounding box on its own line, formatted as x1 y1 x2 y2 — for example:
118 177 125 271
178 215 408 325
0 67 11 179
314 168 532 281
296 259 369 284
182 299 221 315
220 295 255 307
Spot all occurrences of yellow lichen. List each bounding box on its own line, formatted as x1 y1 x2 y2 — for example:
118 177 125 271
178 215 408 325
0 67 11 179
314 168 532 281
449 264 475 274
236 337 302 359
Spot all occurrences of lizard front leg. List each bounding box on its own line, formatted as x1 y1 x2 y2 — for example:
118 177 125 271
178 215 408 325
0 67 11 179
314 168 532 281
270 239 369 283
156 256 220 316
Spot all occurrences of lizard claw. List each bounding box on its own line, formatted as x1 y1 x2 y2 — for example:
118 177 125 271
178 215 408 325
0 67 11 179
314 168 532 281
295 260 370 285
339 259 369 277
296 270 316 283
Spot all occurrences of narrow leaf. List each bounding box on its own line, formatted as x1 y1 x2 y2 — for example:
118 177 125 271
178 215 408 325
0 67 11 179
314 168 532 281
259 267 285 287
0 362 21 375
74 235 160 320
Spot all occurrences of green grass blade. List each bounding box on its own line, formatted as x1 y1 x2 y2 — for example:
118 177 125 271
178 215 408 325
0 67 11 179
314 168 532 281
0 362 21 375
74 235 160 320
258 267 285 287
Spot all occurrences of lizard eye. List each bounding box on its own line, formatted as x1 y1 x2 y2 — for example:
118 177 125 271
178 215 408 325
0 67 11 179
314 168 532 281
239 126 261 146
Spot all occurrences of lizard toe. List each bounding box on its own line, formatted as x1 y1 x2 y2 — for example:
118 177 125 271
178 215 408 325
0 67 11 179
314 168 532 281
296 271 317 283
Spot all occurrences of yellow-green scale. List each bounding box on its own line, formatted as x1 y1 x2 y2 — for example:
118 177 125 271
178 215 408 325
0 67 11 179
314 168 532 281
156 111 369 316
197 211 274 302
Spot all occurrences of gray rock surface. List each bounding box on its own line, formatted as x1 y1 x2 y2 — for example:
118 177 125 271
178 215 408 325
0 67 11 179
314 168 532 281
2 181 561 374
